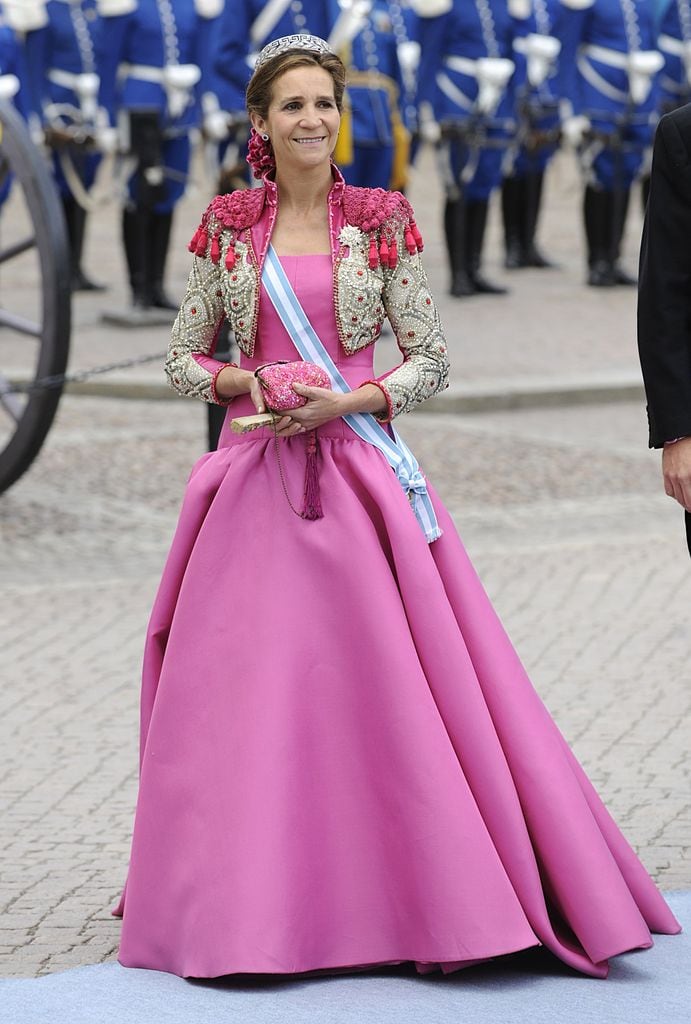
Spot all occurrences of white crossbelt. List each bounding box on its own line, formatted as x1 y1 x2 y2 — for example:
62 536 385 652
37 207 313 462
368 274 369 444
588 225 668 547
48 68 96 92
577 44 663 105
658 34 687 58
250 0 292 46
436 71 474 112
439 54 514 117
119 63 168 85
117 62 201 118
443 54 480 78
47 68 99 120
577 47 628 103
582 43 630 70
658 34 691 87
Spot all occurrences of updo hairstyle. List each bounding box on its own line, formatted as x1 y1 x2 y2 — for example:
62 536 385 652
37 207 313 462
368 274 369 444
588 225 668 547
246 49 347 122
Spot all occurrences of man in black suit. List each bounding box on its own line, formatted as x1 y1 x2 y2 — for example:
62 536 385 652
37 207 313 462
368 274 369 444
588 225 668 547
638 103 691 555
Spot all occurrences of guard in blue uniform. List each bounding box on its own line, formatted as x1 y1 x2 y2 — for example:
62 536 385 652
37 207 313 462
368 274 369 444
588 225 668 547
557 0 662 286
416 0 516 297
97 0 219 311
502 0 563 269
214 0 337 119
25 0 110 291
657 1 691 113
0 3 33 208
198 1 251 195
334 0 416 191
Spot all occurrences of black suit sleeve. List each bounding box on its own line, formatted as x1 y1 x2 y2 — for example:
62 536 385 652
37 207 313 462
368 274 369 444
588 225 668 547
638 109 691 448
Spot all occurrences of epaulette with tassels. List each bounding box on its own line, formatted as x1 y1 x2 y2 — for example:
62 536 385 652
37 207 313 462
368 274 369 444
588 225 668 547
342 186 424 270
188 184 424 272
187 188 265 270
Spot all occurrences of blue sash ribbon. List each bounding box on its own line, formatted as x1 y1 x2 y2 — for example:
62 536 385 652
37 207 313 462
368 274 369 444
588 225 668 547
262 245 441 543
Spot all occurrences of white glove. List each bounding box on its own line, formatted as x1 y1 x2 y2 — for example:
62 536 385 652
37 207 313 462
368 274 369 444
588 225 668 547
418 102 441 145
0 74 19 101
203 108 230 142
561 114 590 148
96 125 119 155
28 114 45 148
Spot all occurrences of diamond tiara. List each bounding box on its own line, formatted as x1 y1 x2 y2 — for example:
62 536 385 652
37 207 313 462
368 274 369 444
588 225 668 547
254 34 335 71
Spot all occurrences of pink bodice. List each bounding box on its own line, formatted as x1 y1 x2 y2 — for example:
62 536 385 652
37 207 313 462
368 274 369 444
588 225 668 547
239 254 376 390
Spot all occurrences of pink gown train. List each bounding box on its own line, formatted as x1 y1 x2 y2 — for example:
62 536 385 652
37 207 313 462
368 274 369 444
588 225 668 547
115 255 680 978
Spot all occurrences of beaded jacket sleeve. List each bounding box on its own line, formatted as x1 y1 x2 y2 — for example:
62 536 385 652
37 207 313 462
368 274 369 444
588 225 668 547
165 180 450 419
370 233 450 420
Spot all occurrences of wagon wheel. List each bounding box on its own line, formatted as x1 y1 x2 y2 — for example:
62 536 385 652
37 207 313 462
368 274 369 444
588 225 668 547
0 99 71 494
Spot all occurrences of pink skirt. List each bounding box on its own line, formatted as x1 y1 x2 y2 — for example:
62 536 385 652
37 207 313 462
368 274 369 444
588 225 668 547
114 413 680 978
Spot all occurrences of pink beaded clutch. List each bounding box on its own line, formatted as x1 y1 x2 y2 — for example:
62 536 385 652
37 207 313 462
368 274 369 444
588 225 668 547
254 360 330 412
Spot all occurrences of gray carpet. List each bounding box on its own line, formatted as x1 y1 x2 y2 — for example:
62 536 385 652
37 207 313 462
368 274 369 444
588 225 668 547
1 891 688 1024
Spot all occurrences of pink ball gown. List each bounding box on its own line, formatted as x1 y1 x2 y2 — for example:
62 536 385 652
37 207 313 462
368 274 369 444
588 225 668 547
115 255 680 979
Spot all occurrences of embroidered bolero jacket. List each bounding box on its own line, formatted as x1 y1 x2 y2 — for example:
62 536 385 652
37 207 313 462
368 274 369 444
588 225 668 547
166 168 450 421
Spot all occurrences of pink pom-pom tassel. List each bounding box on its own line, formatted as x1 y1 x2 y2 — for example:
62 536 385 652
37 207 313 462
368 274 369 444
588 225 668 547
195 230 208 257
411 221 424 251
225 243 236 270
188 227 201 254
379 236 389 264
388 238 398 268
404 227 416 255
368 234 379 269
210 233 221 264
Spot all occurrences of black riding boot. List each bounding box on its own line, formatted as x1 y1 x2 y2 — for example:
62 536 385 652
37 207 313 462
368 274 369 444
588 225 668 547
521 170 555 268
62 195 105 291
123 206 153 308
467 198 508 294
584 185 614 287
501 176 524 269
149 211 178 309
444 197 474 297
609 187 637 286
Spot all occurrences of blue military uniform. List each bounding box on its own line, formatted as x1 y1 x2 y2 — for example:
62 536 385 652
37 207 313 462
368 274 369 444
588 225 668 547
335 0 416 190
416 0 515 297
25 0 108 290
213 0 337 116
502 0 563 269
0 4 31 116
556 0 661 286
0 5 31 207
199 1 255 196
97 0 219 310
657 1 691 113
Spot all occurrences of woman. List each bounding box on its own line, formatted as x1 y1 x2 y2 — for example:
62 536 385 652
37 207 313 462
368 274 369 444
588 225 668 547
115 34 680 980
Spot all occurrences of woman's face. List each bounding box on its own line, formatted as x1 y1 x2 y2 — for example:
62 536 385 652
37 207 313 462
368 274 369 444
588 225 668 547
251 65 340 175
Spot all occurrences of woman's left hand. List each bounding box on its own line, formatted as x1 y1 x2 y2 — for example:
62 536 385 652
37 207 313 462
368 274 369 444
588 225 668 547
287 384 346 431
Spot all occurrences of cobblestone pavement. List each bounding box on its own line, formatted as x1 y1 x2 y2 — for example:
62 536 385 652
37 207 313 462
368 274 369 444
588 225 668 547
1 144 690 979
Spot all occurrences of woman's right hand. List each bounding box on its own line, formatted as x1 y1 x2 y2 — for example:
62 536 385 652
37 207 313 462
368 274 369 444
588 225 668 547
215 367 303 436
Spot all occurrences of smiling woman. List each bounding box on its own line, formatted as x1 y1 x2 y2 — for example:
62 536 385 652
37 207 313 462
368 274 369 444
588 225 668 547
242 48 346 261
112 34 680 983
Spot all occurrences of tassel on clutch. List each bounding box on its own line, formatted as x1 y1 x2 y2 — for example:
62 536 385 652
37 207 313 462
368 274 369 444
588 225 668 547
230 361 330 520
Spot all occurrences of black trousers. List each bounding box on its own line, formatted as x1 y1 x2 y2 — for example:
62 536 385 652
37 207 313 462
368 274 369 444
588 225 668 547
686 511 691 557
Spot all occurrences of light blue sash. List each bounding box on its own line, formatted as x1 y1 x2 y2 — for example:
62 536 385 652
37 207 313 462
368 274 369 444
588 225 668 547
262 245 441 543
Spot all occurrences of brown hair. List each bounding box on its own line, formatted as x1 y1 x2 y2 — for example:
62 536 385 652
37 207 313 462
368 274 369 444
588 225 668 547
246 50 346 121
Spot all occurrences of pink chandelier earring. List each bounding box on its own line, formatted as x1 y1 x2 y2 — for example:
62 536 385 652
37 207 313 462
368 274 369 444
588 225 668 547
247 128 275 179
